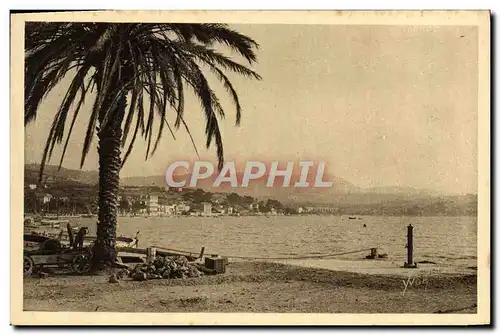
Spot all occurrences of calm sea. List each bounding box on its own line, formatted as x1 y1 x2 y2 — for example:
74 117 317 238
73 215 477 270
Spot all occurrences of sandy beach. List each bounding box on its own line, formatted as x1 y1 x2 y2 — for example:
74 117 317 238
23 261 477 314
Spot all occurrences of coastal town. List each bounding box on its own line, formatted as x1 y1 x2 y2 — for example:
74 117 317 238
24 181 339 218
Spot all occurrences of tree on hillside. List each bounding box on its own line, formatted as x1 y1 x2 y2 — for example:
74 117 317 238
131 200 147 214
226 192 242 205
182 188 213 204
118 197 131 214
24 190 38 214
242 195 254 205
24 22 261 269
266 199 284 210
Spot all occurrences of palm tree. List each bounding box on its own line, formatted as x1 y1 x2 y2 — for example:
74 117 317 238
25 23 261 269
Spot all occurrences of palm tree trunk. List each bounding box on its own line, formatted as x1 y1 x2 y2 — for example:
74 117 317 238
92 93 127 269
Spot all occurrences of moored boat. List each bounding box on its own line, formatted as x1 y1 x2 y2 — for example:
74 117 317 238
56 234 139 248
39 219 68 228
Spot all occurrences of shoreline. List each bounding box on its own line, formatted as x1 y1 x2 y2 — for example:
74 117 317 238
23 261 477 313
25 213 478 218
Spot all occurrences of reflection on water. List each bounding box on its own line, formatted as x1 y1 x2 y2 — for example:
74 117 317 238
73 215 477 269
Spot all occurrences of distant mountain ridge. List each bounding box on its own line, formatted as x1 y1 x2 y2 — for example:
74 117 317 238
25 163 464 199
23 163 453 195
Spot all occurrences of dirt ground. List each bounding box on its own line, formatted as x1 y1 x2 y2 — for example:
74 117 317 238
23 261 477 313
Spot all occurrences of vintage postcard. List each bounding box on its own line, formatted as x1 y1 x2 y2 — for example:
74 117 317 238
10 10 490 325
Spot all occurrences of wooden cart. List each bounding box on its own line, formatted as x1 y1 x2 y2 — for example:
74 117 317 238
23 234 93 277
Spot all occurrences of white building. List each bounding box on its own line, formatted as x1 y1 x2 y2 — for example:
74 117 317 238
202 202 212 216
158 203 191 216
42 194 53 204
249 203 260 211
158 204 174 216
176 203 190 214
148 195 159 215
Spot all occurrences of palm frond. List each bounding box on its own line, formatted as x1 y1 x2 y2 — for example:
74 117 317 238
172 65 185 129
25 22 261 176
58 80 89 169
207 62 243 125
144 63 157 160
169 23 260 64
48 64 92 160
25 57 74 125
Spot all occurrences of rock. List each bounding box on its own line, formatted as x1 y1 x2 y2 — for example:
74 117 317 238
117 269 129 279
108 274 119 283
175 256 189 266
162 269 171 278
187 267 201 278
168 262 178 271
153 256 166 268
146 272 161 280
132 271 147 281
171 270 182 278
126 256 205 281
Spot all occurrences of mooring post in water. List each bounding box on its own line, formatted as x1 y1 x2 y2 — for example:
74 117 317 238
404 224 417 268
365 247 378 259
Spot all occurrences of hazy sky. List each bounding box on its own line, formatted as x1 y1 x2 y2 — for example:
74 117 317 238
25 24 478 194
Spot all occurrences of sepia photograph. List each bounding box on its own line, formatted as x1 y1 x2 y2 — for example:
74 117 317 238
10 10 490 325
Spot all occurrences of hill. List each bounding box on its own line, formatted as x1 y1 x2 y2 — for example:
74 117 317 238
25 164 98 186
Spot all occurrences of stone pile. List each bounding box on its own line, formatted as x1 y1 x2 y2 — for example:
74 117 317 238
129 255 203 281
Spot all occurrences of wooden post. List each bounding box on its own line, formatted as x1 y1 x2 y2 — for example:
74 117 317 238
407 224 413 264
146 247 156 263
134 231 140 248
66 223 74 247
404 224 417 268
198 247 205 259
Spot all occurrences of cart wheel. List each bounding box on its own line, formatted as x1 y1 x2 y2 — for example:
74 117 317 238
23 256 34 277
72 254 91 274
